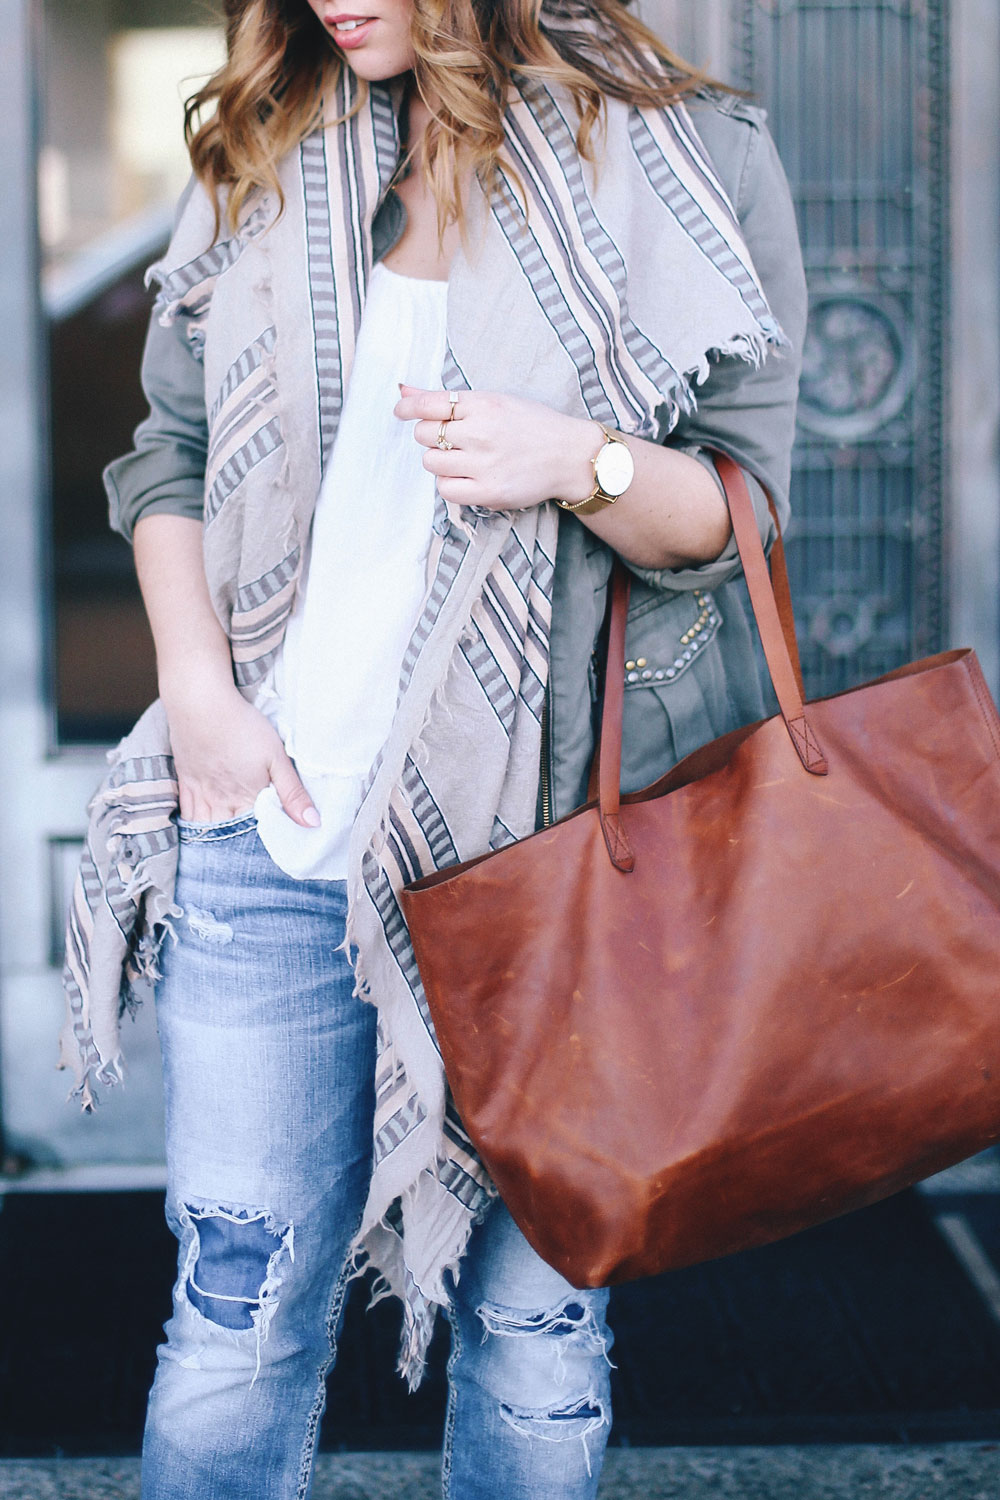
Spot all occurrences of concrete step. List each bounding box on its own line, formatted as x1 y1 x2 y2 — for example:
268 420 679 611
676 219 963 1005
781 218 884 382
1 1445 998 1499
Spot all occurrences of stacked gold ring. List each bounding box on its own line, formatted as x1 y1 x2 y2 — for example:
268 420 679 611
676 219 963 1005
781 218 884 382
436 392 460 451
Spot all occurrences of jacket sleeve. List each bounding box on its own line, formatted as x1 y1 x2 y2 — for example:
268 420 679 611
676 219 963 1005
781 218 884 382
632 101 808 593
104 305 209 542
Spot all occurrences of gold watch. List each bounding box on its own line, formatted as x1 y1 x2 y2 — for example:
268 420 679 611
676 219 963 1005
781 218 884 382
557 425 635 516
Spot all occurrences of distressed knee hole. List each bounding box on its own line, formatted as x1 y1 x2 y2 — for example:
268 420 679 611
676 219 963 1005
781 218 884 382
477 1296 605 1350
498 1394 609 1474
182 1204 293 1333
499 1395 607 1436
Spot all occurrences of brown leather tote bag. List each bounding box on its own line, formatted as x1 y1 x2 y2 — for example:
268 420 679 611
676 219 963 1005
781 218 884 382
400 453 1000 1289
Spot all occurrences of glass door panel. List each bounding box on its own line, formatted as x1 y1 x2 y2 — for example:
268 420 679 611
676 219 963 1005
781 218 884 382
41 1 224 744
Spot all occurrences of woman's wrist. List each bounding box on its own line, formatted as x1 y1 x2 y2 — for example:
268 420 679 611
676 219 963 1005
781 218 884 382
158 651 238 710
551 416 607 506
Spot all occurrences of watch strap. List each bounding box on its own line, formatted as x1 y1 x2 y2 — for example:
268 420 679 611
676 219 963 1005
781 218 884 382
557 425 627 514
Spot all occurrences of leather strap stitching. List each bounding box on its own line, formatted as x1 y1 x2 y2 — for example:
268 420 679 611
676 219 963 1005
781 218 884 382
601 813 635 872
787 716 829 774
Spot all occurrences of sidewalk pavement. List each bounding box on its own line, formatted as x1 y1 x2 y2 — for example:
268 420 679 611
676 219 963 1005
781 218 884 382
0 1445 997 1499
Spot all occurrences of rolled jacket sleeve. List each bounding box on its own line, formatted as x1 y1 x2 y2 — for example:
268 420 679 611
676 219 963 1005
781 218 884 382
632 100 808 593
105 275 209 542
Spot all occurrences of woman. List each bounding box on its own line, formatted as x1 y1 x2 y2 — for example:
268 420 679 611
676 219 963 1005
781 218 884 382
62 2 807 1496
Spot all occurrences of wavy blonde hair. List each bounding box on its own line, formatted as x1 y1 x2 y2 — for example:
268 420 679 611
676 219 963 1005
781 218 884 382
187 1 728 238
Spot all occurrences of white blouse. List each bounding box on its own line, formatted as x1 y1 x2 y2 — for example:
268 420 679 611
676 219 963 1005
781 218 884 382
253 262 448 879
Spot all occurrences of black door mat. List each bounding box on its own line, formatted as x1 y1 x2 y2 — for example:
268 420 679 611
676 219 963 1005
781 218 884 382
1 1188 998 1458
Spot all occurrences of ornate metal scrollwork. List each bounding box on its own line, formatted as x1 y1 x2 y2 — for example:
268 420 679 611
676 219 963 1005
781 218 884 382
807 595 879 658
797 289 915 442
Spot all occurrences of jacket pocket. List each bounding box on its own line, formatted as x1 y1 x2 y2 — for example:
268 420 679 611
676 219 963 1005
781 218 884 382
623 589 722 690
619 589 728 793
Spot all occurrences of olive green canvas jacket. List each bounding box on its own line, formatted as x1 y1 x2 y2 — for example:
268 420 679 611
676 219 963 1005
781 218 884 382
105 92 807 826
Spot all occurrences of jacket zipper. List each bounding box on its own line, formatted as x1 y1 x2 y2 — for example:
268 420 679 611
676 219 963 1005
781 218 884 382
540 686 554 829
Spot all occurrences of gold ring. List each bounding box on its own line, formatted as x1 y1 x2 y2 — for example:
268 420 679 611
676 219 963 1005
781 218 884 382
436 420 455 451
447 392 460 418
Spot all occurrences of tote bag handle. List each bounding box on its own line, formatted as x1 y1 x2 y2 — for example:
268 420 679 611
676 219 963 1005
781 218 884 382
595 452 827 872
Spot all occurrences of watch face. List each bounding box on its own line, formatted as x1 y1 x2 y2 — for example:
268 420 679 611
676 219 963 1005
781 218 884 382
595 438 635 497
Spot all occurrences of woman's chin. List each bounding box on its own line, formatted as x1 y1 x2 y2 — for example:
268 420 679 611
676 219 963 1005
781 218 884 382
344 60 415 82
336 45 416 82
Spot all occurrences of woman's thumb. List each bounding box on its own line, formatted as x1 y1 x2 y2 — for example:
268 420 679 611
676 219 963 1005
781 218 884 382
269 749 320 828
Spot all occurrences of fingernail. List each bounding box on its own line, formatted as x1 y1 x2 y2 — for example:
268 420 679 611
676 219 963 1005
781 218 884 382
302 806 321 827
398 382 405 393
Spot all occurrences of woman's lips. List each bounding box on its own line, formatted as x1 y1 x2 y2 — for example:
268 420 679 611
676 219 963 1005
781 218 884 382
328 15 377 49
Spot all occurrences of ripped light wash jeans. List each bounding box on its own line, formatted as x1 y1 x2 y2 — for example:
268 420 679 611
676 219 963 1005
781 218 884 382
141 815 612 1500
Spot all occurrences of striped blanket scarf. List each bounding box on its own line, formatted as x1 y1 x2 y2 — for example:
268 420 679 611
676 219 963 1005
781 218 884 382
61 66 783 1383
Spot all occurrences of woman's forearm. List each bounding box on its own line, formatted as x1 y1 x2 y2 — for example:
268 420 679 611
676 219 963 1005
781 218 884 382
554 418 732 572
133 513 235 702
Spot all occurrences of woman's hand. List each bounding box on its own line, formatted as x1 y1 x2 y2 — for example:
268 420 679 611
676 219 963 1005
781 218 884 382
133 513 319 829
164 677 319 827
394 385 598 511
394 385 733 571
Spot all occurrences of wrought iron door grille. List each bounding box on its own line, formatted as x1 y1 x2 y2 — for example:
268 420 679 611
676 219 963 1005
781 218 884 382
735 0 949 697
